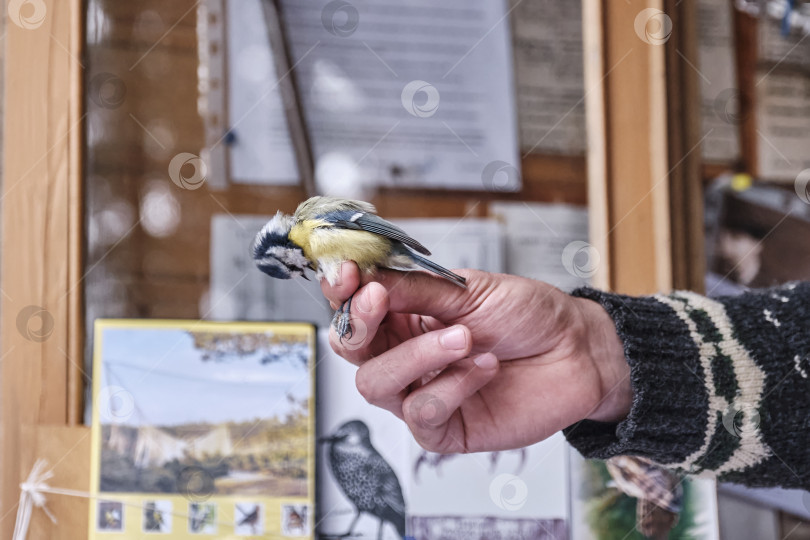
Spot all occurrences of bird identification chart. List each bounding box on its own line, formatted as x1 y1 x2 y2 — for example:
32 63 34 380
509 0 586 155
88 320 316 539
408 435 569 539
316 330 413 540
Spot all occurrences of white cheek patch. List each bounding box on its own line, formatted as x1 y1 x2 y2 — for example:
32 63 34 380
258 257 285 271
267 246 310 269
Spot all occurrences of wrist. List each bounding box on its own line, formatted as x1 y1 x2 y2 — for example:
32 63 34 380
574 297 632 423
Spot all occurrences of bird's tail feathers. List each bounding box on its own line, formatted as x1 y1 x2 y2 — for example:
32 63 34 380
395 514 406 537
409 253 467 288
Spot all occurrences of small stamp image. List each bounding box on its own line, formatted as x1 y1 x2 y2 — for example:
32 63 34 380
97 501 124 532
142 500 172 533
281 504 310 536
234 502 265 535
189 502 217 534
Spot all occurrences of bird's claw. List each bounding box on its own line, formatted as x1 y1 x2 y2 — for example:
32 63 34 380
332 311 353 342
331 296 354 342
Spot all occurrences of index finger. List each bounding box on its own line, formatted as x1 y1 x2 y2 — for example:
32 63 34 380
322 262 478 319
356 267 475 319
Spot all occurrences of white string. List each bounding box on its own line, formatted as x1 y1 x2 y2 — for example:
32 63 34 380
13 460 56 540
12 460 261 540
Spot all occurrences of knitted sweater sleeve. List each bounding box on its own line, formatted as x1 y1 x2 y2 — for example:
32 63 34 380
563 282 810 489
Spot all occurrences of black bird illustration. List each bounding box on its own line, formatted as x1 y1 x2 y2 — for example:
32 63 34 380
236 504 260 534
320 420 406 540
413 448 528 482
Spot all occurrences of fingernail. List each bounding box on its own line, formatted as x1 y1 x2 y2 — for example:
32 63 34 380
474 353 498 369
440 326 467 350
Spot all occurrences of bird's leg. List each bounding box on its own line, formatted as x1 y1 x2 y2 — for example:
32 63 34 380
331 294 354 342
377 518 384 540
339 509 361 538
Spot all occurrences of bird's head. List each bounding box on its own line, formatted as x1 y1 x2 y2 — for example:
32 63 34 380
252 212 312 280
318 419 371 447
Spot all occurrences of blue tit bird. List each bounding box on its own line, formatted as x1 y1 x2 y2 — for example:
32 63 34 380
252 196 466 339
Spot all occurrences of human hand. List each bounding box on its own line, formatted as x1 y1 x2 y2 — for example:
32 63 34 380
321 262 631 453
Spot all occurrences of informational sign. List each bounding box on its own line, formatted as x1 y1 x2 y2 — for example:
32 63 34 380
697 0 742 162
756 70 810 180
759 12 810 73
258 0 520 191
510 0 587 155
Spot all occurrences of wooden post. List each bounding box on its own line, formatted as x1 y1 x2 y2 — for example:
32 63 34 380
583 0 675 294
0 0 88 537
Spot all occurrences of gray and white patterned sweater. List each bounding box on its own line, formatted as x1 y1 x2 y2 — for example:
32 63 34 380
564 283 810 488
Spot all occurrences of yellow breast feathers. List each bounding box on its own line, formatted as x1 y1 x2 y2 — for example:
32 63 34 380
289 219 393 271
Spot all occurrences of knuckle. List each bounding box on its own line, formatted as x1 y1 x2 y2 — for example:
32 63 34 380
414 331 463 366
415 334 441 362
355 368 380 404
402 403 422 433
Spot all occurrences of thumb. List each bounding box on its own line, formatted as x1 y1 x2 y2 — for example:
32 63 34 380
360 268 476 319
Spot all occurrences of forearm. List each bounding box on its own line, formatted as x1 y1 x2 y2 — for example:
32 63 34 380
564 283 810 488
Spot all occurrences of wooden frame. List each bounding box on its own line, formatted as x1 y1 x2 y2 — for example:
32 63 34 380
0 0 88 538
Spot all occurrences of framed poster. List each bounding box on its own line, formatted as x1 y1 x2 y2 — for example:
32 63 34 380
88 320 316 538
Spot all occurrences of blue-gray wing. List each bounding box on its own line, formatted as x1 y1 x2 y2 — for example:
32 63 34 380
322 210 431 256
